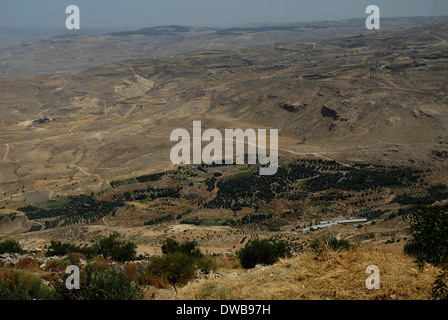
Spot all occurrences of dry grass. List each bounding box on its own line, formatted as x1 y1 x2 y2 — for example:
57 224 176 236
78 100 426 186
143 274 171 289
91 258 122 271
15 257 40 272
43 258 66 272
177 247 440 300
124 262 144 282
65 252 87 265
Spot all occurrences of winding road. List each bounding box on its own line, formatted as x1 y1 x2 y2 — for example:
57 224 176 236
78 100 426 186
67 164 110 187
3 143 9 161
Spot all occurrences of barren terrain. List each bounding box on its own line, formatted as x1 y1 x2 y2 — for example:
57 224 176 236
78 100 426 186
0 20 447 297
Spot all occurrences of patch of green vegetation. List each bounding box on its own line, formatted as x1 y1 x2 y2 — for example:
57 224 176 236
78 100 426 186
26 224 43 233
199 219 228 226
395 184 448 205
0 272 55 300
403 204 448 268
46 234 137 262
0 239 24 254
19 195 124 229
46 200 68 209
55 264 142 300
232 171 253 179
146 239 216 292
403 204 448 300
237 238 291 269
144 213 175 226
304 166 420 192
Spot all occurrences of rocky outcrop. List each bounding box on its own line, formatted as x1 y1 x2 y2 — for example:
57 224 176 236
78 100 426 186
0 252 83 268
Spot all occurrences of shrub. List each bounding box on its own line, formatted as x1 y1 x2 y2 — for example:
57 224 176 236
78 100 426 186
237 238 291 269
195 255 217 272
56 264 142 300
46 236 137 262
96 235 137 262
325 237 352 252
161 238 180 255
91 259 117 271
146 238 217 292
0 240 24 254
123 263 141 282
65 252 87 266
310 235 352 255
196 282 230 300
162 239 203 258
15 257 40 271
431 268 448 300
44 258 66 272
403 204 448 300
146 252 196 289
141 272 171 289
214 255 240 269
46 240 83 257
0 272 54 300
403 205 448 268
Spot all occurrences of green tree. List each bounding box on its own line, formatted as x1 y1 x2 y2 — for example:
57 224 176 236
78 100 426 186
147 238 216 293
96 234 137 262
146 251 196 293
404 204 448 300
237 238 291 269
404 205 448 267
162 239 203 258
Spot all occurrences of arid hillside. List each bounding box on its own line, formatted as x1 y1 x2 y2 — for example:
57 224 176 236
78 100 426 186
0 20 447 209
0 18 447 302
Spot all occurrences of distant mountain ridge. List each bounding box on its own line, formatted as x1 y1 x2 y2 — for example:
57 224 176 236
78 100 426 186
0 16 447 79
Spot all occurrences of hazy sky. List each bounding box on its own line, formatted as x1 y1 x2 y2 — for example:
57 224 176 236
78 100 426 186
1 0 447 29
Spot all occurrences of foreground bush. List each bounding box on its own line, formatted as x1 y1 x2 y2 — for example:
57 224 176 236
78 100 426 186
431 269 448 300
403 205 448 267
0 271 54 300
146 238 216 292
404 204 448 300
237 238 291 269
56 264 142 300
146 252 196 289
